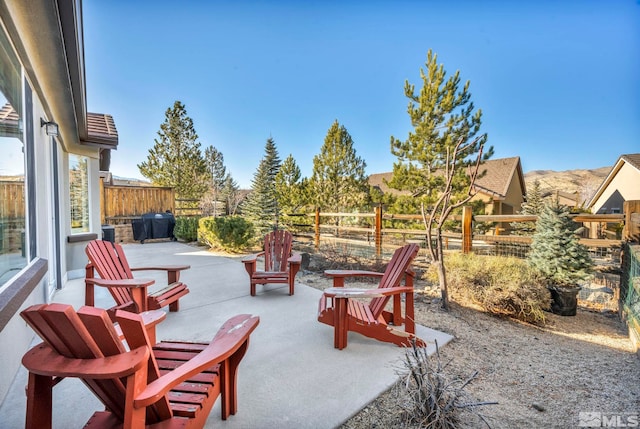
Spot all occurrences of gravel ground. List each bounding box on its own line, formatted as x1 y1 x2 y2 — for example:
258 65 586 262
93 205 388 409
300 270 640 429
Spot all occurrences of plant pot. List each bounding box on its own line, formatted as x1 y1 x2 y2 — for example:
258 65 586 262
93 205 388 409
548 285 581 316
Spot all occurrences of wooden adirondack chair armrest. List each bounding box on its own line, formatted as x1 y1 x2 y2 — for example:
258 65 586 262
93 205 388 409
242 252 265 276
130 265 190 273
323 287 384 298
85 279 154 313
22 343 149 379
288 252 302 265
113 310 167 344
374 286 415 296
85 278 156 288
324 270 384 287
241 252 265 264
130 266 190 285
132 314 260 408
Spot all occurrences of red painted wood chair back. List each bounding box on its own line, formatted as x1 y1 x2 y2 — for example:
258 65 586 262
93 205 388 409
264 229 293 272
368 243 420 318
86 239 136 308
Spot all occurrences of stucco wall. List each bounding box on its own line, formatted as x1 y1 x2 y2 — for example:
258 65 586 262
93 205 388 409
503 174 525 213
592 163 640 214
0 279 44 405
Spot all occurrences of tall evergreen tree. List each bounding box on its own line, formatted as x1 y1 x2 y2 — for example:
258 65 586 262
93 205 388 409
242 137 281 233
275 154 308 213
310 120 368 212
138 101 208 200
204 146 227 216
388 50 492 309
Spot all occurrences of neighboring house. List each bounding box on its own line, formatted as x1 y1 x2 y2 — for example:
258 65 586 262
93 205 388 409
587 154 640 215
585 154 640 239
0 1 118 403
541 190 580 209
369 156 527 217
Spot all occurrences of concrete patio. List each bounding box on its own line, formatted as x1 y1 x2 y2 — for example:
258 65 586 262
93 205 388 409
0 241 453 428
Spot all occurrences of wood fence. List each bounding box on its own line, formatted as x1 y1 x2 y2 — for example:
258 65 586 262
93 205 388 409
302 202 639 258
101 183 174 225
0 181 24 219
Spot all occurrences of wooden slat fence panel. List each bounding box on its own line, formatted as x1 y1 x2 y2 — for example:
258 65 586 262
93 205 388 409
0 181 25 219
103 185 175 225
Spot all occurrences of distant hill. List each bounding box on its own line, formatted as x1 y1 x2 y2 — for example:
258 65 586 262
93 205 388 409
523 166 610 206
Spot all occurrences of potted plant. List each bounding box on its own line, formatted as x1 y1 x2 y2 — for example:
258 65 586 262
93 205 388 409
527 202 593 316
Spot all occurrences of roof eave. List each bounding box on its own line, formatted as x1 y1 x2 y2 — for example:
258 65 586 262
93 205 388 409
0 0 87 152
586 157 625 209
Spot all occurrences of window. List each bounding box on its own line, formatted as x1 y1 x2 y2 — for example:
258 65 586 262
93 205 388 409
69 154 89 233
0 26 25 288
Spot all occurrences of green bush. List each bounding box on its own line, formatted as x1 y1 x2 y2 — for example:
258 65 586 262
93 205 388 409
198 216 254 252
528 203 593 287
429 253 550 325
173 216 200 242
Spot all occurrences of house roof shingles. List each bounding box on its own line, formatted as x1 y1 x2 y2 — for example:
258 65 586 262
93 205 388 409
85 112 118 149
369 156 524 200
0 103 118 149
621 154 640 171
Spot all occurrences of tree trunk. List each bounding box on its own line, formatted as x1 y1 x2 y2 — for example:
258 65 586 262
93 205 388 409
435 231 449 310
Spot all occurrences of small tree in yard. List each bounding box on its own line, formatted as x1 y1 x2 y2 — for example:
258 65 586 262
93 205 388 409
275 154 308 213
528 202 593 315
204 146 227 216
310 120 368 213
388 50 492 310
528 202 593 287
511 179 544 235
222 174 241 215
242 137 281 234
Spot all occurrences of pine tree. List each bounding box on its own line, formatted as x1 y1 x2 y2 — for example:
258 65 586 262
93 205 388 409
242 137 281 234
222 174 241 215
275 154 308 213
528 202 592 287
204 146 227 216
310 120 368 212
512 179 544 234
388 50 492 309
138 101 208 200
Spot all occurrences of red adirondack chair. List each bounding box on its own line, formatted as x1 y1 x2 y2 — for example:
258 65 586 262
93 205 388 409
21 303 259 429
242 230 301 296
85 240 190 314
317 243 425 349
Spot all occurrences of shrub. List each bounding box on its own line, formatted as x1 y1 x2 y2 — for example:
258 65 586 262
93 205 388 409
173 216 200 242
395 340 494 428
528 203 593 288
198 216 254 252
428 253 550 325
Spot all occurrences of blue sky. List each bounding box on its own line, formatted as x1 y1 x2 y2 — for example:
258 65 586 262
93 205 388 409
83 1 639 188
